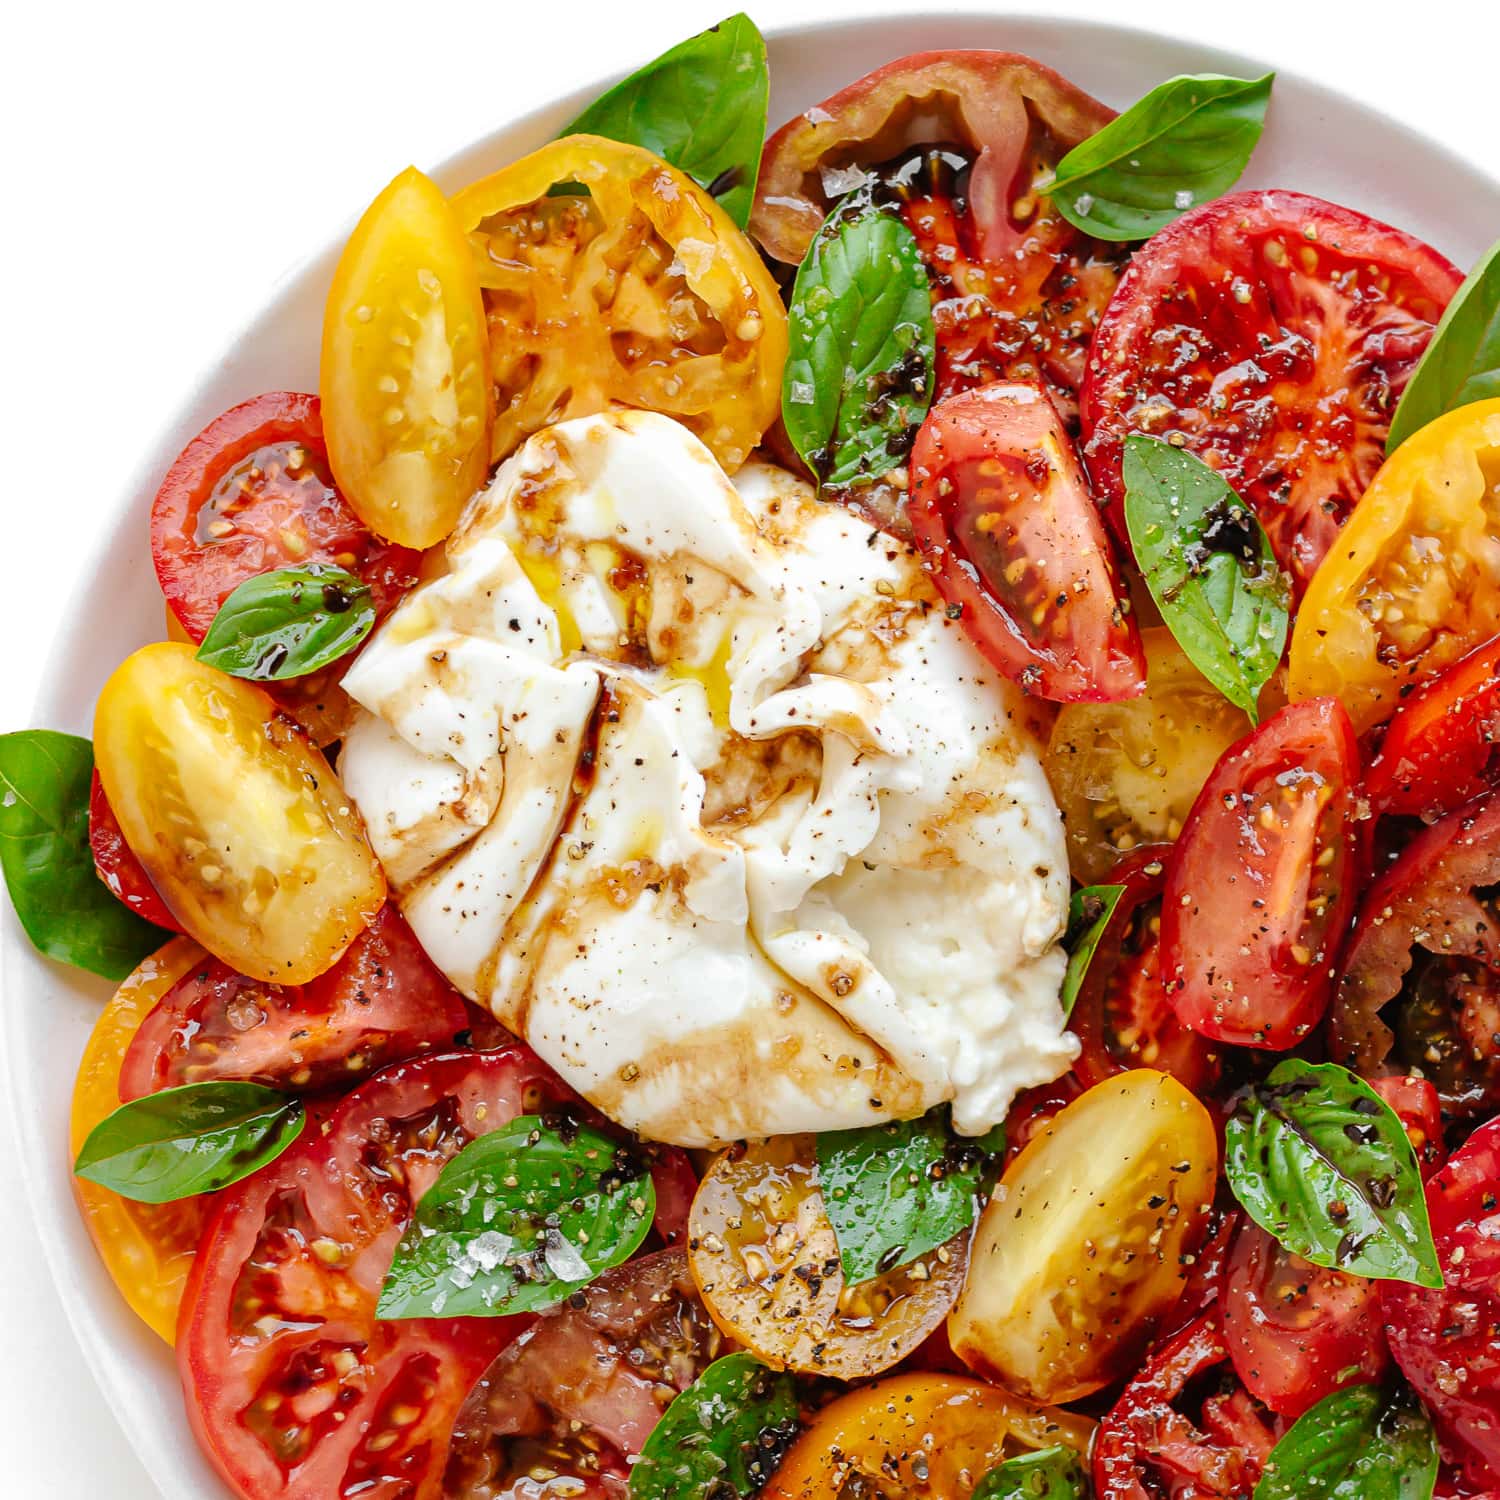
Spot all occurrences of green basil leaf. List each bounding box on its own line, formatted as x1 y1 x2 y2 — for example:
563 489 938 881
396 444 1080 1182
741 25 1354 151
816 1106 1000 1284
195 565 374 681
1048 73 1273 241
0 730 168 980
1061 883 1125 1019
378 1115 655 1319
560 14 768 229
1226 1059 1441 1289
783 200 936 490
73 1081 304 1202
629 1352 800 1500
1254 1383 1438 1500
1123 435 1288 723
973 1445 1090 1500
1387 238 1500 454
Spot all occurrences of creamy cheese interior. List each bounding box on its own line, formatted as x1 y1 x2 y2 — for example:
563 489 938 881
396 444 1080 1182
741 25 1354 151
340 410 1075 1146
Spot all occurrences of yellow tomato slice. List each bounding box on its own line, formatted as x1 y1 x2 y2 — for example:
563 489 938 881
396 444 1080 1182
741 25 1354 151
322 166 492 548
93 643 385 983
687 1134 967 1379
948 1069 1217 1405
70 937 209 1343
1044 628 1251 882
764 1373 1094 1500
1290 399 1500 732
450 134 787 472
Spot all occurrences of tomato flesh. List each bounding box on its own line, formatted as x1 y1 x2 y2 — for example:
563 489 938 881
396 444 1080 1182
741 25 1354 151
1082 190 1460 592
1382 1116 1500 1491
1372 1074 1447 1179
88 770 178 932
178 1046 573 1500
119 903 468 1098
1162 697 1363 1049
909 380 1144 702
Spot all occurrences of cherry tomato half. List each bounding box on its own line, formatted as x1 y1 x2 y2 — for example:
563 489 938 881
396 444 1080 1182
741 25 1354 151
1161 697 1363 1049
1366 634 1500 820
949 1070 1218 1405
445 1248 723 1499
1221 1220 1388 1419
88 770 178 932
177 1045 571 1500
70 937 211 1344
1082 190 1460 593
118 903 468 1098
908 381 1144 702
1290 399 1500 732
764 1373 1094 1500
93 643 386 984
1332 789 1500 1111
322 168 492 549
1372 1075 1447 1179
687 1134 967 1379
150 391 419 641
1382 1116 1500 1491
451 135 786 473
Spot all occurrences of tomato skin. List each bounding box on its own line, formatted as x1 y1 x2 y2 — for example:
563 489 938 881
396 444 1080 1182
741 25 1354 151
70 937 212 1343
1382 1116 1500 1491
1372 1075 1447 1178
149 391 419 641
1070 846 1222 1094
1366 636 1500 820
950 1070 1218 1405
1331 790 1500 1106
118 903 468 1098
1289 400 1500 733
94 643 387 985
909 381 1145 703
1082 190 1459 593
88 770 178 932
178 1045 571 1500
1221 1220 1388 1419
764 1373 1095 1500
1162 697 1363 1049
1094 1311 1276 1500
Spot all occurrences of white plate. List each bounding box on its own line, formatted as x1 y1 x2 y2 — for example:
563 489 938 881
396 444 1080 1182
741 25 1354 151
5 12 1496 1497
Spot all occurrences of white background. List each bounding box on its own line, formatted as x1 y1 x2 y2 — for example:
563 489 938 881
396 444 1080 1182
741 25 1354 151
0 0 1495 1492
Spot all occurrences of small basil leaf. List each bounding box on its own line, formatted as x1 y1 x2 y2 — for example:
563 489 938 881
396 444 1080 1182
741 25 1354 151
378 1115 655 1319
783 199 936 490
628 1352 800 1500
195 565 374 681
1048 72 1273 241
0 730 168 980
1123 435 1288 723
1387 238 1500 454
560 13 768 229
816 1107 999 1284
1226 1059 1441 1288
73 1081 304 1202
1254 1383 1438 1500
1061 883 1125 1019
973 1445 1090 1500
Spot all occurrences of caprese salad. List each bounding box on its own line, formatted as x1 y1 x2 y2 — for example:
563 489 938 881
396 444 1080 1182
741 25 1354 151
6 13 1500 1500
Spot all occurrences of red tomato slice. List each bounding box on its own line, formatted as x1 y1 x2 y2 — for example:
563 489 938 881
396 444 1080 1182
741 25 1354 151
88 770 178 932
1221 1220 1388 1419
1070 846 1223 1093
1332 790 1500 1112
445 1247 724 1498
1366 636 1500 820
150 391 420 641
1094 1311 1277 1500
1372 1075 1447 1179
1081 191 1460 592
1162 697 1363 1049
1000 1072 1083 1169
118 903 469 1099
908 380 1145 702
1161 1206 1240 1341
177 1045 573 1500
1382 1116 1500 1491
